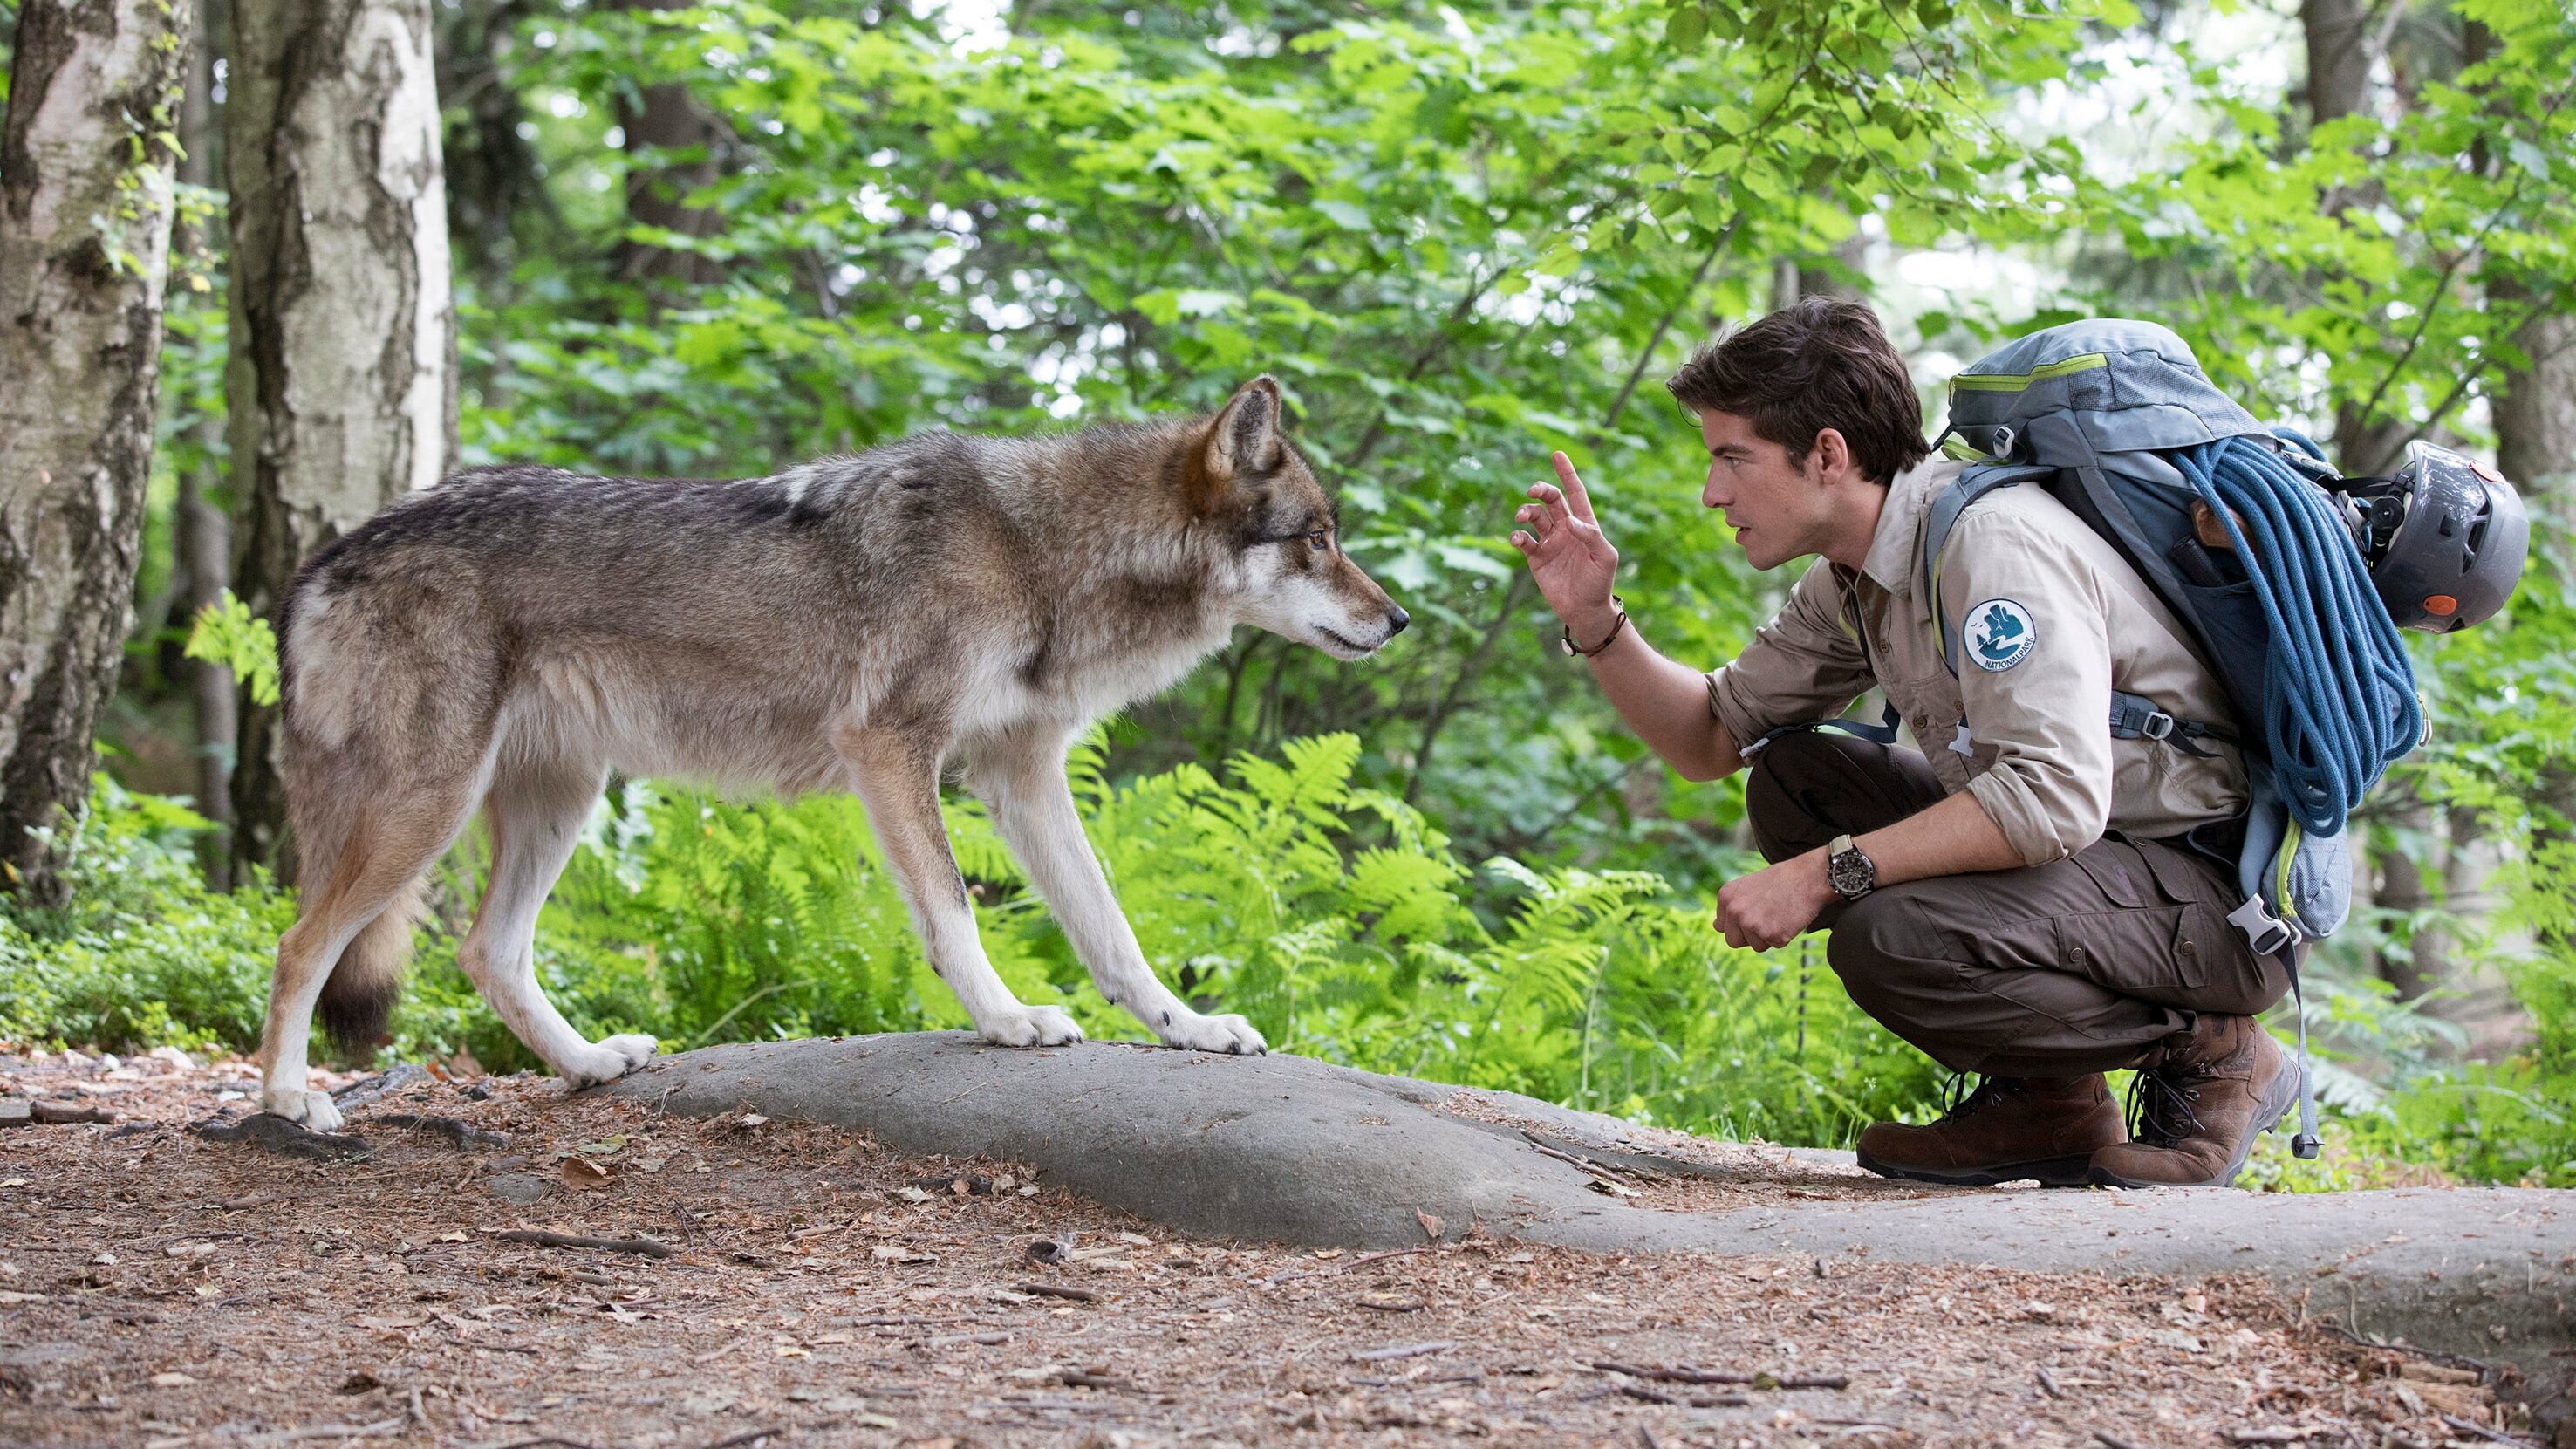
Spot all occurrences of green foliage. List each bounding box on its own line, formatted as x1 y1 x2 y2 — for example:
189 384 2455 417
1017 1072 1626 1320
0 778 293 1054
181 588 279 707
71 0 2576 1184
3 748 1941 1150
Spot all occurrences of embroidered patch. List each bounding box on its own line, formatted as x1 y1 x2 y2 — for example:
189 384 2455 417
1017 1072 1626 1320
1965 598 2037 672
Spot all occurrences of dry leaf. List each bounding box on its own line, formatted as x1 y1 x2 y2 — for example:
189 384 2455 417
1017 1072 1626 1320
1416 1209 1445 1241
561 1156 614 1190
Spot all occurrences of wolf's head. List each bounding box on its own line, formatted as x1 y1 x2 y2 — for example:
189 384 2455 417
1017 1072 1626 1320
1186 377 1409 660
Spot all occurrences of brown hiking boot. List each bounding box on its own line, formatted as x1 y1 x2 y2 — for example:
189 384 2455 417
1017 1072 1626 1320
1855 1075 2125 1187
2088 1015 2300 1188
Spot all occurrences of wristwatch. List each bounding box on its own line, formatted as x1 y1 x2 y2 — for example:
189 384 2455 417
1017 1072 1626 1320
1826 833 1877 900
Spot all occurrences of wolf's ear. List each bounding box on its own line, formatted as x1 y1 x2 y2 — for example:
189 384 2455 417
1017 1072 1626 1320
1187 376 1284 510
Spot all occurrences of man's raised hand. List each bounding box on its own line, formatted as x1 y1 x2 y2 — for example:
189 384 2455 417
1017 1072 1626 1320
1511 452 1622 648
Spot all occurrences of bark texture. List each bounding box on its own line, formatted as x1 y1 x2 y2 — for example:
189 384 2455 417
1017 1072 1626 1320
177 0 236 885
223 0 454 881
2302 0 2411 474
612 0 727 288
0 0 193 903
2494 311 2576 502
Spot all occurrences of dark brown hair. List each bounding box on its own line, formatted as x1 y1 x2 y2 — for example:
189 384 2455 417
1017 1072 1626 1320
1664 297 1930 485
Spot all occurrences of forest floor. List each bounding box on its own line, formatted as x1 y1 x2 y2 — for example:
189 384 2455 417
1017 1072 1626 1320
0 1049 2527 1449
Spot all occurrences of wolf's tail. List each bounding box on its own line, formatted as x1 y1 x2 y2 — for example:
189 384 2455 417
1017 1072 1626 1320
314 882 424 1055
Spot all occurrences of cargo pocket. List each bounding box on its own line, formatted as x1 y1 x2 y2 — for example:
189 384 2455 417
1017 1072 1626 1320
2068 842 2154 909
2134 837 2230 909
2057 904 2210 1004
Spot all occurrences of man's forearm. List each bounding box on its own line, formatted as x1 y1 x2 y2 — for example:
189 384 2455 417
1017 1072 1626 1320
1716 783 2022 951
1578 614 1740 782
1855 789 2021 885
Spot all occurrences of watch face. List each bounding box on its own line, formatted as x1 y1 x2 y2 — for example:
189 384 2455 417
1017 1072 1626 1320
1829 850 1873 896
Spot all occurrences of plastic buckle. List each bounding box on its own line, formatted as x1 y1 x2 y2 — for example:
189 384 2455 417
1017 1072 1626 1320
2292 1133 2321 1159
2225 896 2298 956
2139 712 2176 741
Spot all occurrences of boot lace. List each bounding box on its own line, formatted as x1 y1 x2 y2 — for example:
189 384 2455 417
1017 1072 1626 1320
1937 1074 2026 1123
2126 1066 2209 1147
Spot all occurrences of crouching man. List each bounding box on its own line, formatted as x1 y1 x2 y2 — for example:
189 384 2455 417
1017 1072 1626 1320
1510 299 2298 1188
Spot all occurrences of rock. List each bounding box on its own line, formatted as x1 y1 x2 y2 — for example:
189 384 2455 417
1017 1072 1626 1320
611 1032 2576 1413
486 1172 550 1206
0 1099 28 1127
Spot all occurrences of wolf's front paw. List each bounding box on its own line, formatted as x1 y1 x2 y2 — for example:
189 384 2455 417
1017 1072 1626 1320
560 1034 659 1090
976 1004 1084 1049
263 1085 345 1133
1159 1010 1267 1056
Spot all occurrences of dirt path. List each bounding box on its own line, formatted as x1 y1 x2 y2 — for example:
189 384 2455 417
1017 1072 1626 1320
0 1050 2524 1448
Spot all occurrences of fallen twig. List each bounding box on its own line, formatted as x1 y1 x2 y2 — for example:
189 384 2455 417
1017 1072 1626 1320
1528 1140 1617 1177
482 1229 673 1258
1015 1282 1099 1302
2437 1416 2543 1448
2094 1433 2149 1449
487 1438 612 1449
1595 1360 1753 1386
1616 1383 1681 1405
2037 1367 2065 1401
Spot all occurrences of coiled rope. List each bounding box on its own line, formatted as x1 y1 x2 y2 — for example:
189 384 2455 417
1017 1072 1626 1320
2169 437 2420 837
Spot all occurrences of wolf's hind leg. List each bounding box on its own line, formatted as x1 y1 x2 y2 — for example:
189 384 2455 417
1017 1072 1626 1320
463 761 655 1089
259 787 475 1131
971 731 1264 1056
838 727 1082 1049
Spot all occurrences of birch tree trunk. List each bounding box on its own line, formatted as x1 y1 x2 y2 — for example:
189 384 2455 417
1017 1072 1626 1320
0 0 193 904
223 0 454 881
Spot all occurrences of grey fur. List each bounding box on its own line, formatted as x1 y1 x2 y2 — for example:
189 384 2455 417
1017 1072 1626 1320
253 377 1407 1130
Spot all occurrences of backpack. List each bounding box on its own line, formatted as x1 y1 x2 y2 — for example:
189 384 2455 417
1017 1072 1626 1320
1924 318 2494 1158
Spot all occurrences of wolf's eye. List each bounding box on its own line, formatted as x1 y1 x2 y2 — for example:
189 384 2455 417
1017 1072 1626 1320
1306 529 1332 550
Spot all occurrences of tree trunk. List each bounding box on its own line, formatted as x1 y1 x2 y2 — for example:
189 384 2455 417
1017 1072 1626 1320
612 0 725 286
2299 0 2375 135
2371 796 2441 1001
2494 310 2576 502
2302 0 2414 472
177 0 237 886
0 0 193 904
223 0 454 883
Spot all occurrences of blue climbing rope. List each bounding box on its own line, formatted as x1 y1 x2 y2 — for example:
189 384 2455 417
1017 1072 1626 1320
2169 437 2420 837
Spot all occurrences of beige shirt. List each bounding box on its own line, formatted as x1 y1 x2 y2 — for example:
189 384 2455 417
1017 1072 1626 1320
1705 458 2248 866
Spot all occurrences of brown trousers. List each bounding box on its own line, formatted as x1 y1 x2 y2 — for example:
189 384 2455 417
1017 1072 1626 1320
1746 729 2289 1077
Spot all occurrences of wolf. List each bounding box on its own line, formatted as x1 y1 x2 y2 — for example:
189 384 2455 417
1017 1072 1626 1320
254 377 1408 1131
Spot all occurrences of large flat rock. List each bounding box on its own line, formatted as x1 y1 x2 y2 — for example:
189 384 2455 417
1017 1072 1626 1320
609 1032 2573 1406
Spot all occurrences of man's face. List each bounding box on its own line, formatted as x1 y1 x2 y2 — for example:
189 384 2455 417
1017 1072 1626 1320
1698 410 1833 571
